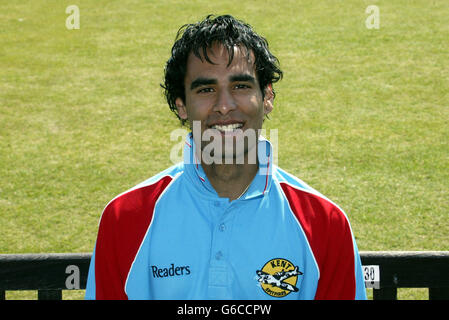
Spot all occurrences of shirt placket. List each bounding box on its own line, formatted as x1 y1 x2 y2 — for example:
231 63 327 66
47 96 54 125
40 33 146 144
207 199 235 299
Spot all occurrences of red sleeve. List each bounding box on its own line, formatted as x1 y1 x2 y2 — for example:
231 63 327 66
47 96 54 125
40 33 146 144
94 176 173 299
280 182 357 299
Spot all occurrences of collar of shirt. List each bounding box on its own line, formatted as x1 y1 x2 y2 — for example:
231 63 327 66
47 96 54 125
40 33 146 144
182 132 273 201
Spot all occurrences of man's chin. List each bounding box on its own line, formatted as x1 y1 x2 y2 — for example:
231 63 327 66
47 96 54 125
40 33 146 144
199 143 258 165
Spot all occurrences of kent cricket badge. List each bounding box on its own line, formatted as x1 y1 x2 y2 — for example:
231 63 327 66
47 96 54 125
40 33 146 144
256 258 303 298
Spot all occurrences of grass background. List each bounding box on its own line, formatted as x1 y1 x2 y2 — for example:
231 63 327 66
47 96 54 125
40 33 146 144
0 0 448 299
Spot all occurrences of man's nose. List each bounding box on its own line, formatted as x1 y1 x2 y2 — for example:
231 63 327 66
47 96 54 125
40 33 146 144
213 89 237 115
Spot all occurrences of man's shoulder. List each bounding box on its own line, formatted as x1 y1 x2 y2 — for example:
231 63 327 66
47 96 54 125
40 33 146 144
132 162 184 191
100 163 184 221
273 165 316 192
273 165 350 226
273 166 355 266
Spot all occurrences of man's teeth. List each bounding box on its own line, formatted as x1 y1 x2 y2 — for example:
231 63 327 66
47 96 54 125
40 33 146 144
211 123 243 132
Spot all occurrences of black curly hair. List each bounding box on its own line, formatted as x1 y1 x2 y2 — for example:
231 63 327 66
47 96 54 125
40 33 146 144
161 14 283 125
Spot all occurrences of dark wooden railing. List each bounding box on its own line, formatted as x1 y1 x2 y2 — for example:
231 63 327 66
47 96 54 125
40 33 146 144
0 251 448 300
361 251 449 300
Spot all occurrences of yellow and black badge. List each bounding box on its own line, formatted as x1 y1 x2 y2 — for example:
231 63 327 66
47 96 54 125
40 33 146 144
256 258 303 298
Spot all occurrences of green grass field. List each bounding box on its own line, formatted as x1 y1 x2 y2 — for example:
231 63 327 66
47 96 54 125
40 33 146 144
1 0 448 300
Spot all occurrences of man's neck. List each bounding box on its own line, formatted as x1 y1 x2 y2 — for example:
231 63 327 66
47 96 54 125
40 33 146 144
202 161 258 201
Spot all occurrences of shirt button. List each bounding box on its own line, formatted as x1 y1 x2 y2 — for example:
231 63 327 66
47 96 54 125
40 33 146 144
215 251 223 260
219 223 226 232
214 201 220 207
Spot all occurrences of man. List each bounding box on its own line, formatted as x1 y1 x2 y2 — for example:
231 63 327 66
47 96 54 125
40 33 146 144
85 14 367 300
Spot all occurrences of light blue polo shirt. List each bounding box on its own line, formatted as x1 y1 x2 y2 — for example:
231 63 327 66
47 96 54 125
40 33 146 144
85 133 367 300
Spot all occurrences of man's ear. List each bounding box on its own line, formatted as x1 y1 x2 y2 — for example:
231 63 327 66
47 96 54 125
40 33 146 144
263 84 274 115
175 97 188 120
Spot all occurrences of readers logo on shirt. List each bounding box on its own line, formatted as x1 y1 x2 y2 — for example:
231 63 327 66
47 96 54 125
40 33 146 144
256 258 303 298
151 263 191 278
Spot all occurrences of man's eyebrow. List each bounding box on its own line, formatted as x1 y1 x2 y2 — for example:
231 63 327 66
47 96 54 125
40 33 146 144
190 77 217 90
230 74 256 83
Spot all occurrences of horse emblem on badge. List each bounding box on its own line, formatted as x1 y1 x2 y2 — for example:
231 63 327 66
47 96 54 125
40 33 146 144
256 258 303 298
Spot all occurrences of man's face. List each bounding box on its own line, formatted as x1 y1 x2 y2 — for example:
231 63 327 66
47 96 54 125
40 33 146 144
175 43 274 163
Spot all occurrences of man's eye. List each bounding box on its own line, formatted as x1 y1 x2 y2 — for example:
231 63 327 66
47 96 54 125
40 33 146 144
234 84 251 89
197 87 214 94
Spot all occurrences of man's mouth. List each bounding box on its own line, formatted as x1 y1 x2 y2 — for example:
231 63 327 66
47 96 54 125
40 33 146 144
210 123 244 134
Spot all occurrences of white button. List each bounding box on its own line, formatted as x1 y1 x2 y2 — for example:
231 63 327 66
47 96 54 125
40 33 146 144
215 251 223 260
219 223 226 232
